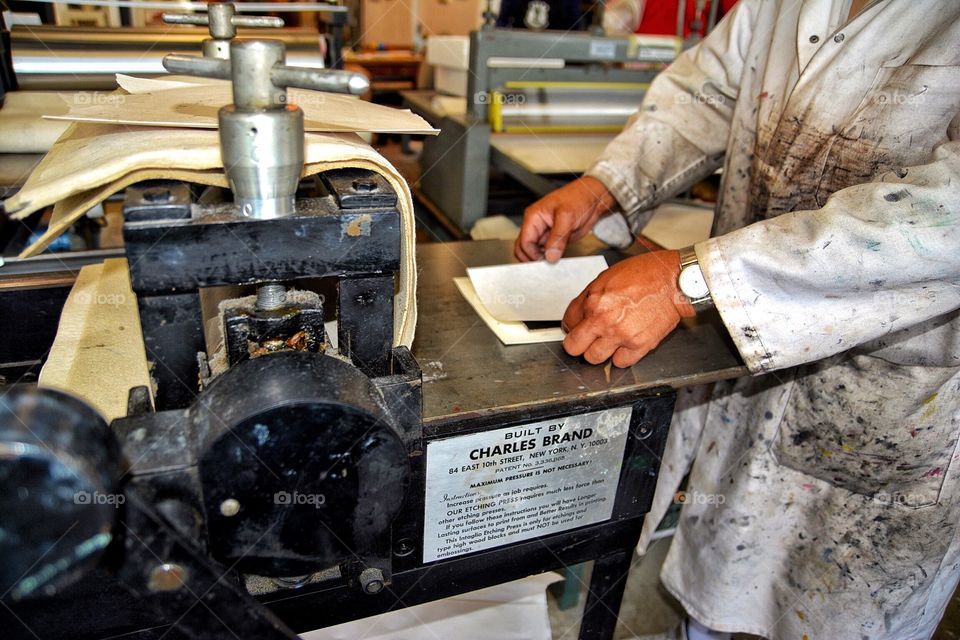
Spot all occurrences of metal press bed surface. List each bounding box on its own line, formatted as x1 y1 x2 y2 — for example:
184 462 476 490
414 239 746 423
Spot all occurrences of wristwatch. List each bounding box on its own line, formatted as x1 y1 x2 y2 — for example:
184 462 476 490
677 246 714 311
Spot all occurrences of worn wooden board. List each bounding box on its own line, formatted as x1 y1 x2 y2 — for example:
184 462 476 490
39 258 153 423
45 80 439 135
640 202 714 249
489 133 616 175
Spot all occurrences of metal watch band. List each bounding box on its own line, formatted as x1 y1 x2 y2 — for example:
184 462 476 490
678 245 715 311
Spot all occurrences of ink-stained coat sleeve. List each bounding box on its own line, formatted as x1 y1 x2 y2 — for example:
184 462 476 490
585 0 756 231
697 139 960 373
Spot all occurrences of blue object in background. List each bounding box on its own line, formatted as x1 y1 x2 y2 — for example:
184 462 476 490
28 230 72 253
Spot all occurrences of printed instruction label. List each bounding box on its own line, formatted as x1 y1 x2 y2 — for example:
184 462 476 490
423 406 632 562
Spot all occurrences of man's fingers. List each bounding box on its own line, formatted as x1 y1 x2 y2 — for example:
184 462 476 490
562 320 600 357
516 208 551 262
562 292 587 332
515 237 542 262
543 211 576 263
584 338 619 365
612 346 649 368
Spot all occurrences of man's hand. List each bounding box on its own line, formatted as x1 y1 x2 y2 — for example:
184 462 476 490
514 176 618 263
562 251 696 368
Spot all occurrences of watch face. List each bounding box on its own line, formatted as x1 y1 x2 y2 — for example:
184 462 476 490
679 264 710 300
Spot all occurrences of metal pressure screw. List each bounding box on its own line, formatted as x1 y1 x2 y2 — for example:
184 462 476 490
163 2 284 59
256 283 287 311
162 40 369 220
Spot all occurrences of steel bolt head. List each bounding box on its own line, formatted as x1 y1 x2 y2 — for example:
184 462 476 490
220 498 241 517
148 563 188 592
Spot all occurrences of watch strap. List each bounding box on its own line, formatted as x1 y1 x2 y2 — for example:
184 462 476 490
677 245 714 311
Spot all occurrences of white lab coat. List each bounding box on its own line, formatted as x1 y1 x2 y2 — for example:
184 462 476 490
586 1 960 638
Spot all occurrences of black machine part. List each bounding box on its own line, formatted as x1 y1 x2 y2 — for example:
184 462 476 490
0 386 121 601
188 350 411 577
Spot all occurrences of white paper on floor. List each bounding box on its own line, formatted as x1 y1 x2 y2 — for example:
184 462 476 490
300 572 564 640
466 256 608 322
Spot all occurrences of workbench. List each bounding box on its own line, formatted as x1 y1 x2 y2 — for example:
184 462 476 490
0 237 745 640
261 238 746 638
415 238 744 422
0 237 743 398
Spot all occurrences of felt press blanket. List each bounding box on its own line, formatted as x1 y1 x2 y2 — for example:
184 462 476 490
5 123 418 347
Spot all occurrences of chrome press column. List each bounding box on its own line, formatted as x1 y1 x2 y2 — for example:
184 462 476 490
162 39 369 220
219 40 303 219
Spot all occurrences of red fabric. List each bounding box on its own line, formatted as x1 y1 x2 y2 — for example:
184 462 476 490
636 0 738 37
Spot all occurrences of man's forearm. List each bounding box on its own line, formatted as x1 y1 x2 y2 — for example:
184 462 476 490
586 0 759 232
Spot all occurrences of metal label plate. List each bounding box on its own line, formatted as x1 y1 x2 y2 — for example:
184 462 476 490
423 406 632 563
589 39 617 59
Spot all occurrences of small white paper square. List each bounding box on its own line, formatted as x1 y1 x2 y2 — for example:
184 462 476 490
466 256 608 322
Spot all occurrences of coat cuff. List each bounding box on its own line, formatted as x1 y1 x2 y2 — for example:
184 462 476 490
695 238 775 373
586 161 645 232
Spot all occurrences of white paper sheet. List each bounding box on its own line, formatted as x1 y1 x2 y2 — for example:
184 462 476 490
466 256 608 322
300 573 563 640
454 277 566 345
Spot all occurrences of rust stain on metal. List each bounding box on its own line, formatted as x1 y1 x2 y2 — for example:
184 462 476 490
343 213 373 237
